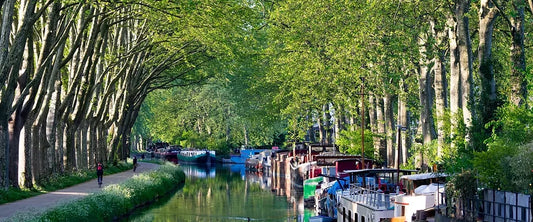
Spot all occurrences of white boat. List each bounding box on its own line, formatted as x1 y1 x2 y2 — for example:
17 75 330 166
245 150 273 172
336 168 418 222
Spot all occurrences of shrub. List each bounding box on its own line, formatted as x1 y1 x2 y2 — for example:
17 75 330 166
474 105 533 193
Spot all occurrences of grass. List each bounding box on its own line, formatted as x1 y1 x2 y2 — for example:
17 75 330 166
6 163 185 222
0 162 133 205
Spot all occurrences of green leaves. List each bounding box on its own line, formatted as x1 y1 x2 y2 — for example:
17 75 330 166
474 105 533 193
337 129 375 159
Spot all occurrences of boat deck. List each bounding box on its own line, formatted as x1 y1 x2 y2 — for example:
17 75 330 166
340 186 398 211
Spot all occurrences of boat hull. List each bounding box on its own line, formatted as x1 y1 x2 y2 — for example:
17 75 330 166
338 194 394 222
177 151 214 164
230 149 268 164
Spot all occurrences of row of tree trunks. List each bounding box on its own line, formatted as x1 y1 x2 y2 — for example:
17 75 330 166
286 0 531 173
0 1 205 189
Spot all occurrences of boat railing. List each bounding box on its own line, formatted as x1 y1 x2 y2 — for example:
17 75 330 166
345 184 396 210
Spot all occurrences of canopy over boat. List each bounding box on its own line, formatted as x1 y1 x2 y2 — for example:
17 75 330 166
400 172 448 181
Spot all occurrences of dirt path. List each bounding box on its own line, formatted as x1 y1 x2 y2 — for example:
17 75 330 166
0 162 160 221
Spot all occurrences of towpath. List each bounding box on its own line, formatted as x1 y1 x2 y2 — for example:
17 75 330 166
0 162 160 221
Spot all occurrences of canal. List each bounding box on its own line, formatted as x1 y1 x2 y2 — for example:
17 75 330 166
126 164 315 221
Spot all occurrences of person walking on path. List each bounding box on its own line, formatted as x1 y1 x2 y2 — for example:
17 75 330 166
97 162 104 187
133 156 138 172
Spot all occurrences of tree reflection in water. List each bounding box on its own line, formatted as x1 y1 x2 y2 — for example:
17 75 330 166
127 164 300 221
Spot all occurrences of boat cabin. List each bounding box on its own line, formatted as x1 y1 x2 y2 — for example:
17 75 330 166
392 173 448 222
343 168 418 192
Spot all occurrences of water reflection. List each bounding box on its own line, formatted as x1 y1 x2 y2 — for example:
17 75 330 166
127 164 306 221
181 164 217 178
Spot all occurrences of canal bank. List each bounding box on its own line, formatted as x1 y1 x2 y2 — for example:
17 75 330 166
1 162 184 222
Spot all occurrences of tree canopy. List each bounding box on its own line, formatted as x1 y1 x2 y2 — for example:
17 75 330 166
0 0 532 194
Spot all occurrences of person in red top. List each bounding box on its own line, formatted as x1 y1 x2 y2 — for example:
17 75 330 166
97 162 104 188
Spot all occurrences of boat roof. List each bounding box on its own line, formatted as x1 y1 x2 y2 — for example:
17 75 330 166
343 168 418 174
400 172 448 181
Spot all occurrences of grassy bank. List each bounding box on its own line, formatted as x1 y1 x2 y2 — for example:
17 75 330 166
0 162 133 205
7 163 185 222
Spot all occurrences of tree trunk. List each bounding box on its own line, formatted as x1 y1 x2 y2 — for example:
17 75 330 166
56 117 65 173
376 95 386 164
80 122 88 169
9 112 20 188
0 0 16 80
398 79 409 166
243 125 249 147
307 115 316 143
47 81 60 174
0 120 9 189
317 113 324 144
31 120 41 183
431 19 448 158
368 95 380 160
89 121 97 166
478 0 498 112
97 123 107 163
434 53 447 156
225 107 231 142
22 118 33 188
7 33 34 187
384 94 394 167
418 34 437 147
457 0 474 146
324 104 332 145
509 0 526 106
39 121 51 179
335 104 346 144
65 123 76 170
76 128 82 167
448 13 461 149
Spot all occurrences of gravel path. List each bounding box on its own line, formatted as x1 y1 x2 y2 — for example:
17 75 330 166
0 162 160 221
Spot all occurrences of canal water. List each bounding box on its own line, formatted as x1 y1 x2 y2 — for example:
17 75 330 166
126 164 315 221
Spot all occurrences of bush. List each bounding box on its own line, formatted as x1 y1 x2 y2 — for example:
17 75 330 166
474 105 533 193
6 163 185 222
